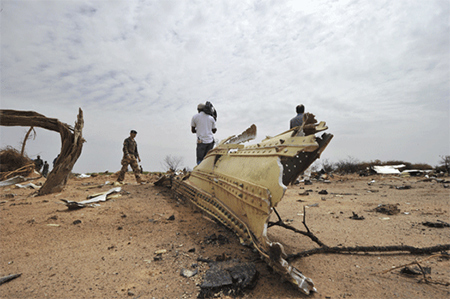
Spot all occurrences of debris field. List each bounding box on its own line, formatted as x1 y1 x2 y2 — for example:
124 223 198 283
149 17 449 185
0 172 449 298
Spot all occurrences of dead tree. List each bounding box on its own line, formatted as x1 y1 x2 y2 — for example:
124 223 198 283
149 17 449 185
0 109 85 195
21 126 36 157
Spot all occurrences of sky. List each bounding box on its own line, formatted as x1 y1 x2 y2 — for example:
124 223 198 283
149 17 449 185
1 0 449 174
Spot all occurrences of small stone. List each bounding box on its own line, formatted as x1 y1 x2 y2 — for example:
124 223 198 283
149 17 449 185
181 268 198 278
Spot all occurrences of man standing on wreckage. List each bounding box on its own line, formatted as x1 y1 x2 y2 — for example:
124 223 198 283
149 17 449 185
117 130 142 184
191 102 217 165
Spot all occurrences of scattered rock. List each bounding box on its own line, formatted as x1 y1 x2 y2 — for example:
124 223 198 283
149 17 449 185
167 214 175 221
375 204 400 215
318 190 328 195
73 220 82 225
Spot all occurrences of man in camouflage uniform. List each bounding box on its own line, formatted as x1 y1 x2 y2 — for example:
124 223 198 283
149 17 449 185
117 130 142 183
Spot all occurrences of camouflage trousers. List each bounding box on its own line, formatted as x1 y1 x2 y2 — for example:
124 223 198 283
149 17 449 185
117 155 141 182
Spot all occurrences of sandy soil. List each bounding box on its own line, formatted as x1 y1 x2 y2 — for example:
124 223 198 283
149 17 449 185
1 172 449 299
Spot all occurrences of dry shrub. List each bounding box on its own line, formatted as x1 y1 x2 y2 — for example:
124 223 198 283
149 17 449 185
0 146 34 180
334 156 363 174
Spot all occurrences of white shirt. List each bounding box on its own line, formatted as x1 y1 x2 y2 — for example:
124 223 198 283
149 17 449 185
191 112 216 143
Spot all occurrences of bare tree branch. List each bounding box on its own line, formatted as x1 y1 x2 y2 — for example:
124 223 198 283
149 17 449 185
0 109 85 195
268 206 450 261
287 244 450 260
21 126 36 157
162 155 184 172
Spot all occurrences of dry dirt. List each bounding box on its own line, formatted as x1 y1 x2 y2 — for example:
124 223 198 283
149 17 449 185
1 172 449 299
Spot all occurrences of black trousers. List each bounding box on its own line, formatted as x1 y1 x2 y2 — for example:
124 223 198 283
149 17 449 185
196 141 214 165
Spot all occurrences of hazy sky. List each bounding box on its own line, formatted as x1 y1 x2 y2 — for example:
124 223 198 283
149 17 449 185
1 0 449 173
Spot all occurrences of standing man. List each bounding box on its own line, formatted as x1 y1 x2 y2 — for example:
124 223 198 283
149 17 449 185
290 104 305 129
191 103 217 165
34 155 43 173
117 130 142 183
42 161 49 178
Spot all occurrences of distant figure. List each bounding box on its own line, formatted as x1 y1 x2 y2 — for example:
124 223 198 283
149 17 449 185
290 104 305 129
34 155 43 173
191 103 217 165
42 161 49 178
53 154 60 168
117 130 142 183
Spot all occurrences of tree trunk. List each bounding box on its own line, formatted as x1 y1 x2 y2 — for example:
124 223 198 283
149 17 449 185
0 109 85 195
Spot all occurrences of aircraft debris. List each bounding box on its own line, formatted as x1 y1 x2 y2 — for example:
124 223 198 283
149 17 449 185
180 268 198 278
0 273 21 285
160 113 333 294
198 260 258 299
422 220 450 228
204 234 229 245
400 266 431 276
349 212 365 220
395 185 411 190
0 176 27 187
401 169 432 177
372 165 405 174
15 183 40 189
60 187 121 209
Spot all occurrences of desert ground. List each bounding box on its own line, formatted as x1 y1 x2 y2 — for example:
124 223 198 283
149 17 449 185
1 172 449 299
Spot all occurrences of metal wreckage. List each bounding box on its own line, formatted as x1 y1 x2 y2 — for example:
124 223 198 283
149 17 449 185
158 113 333 294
